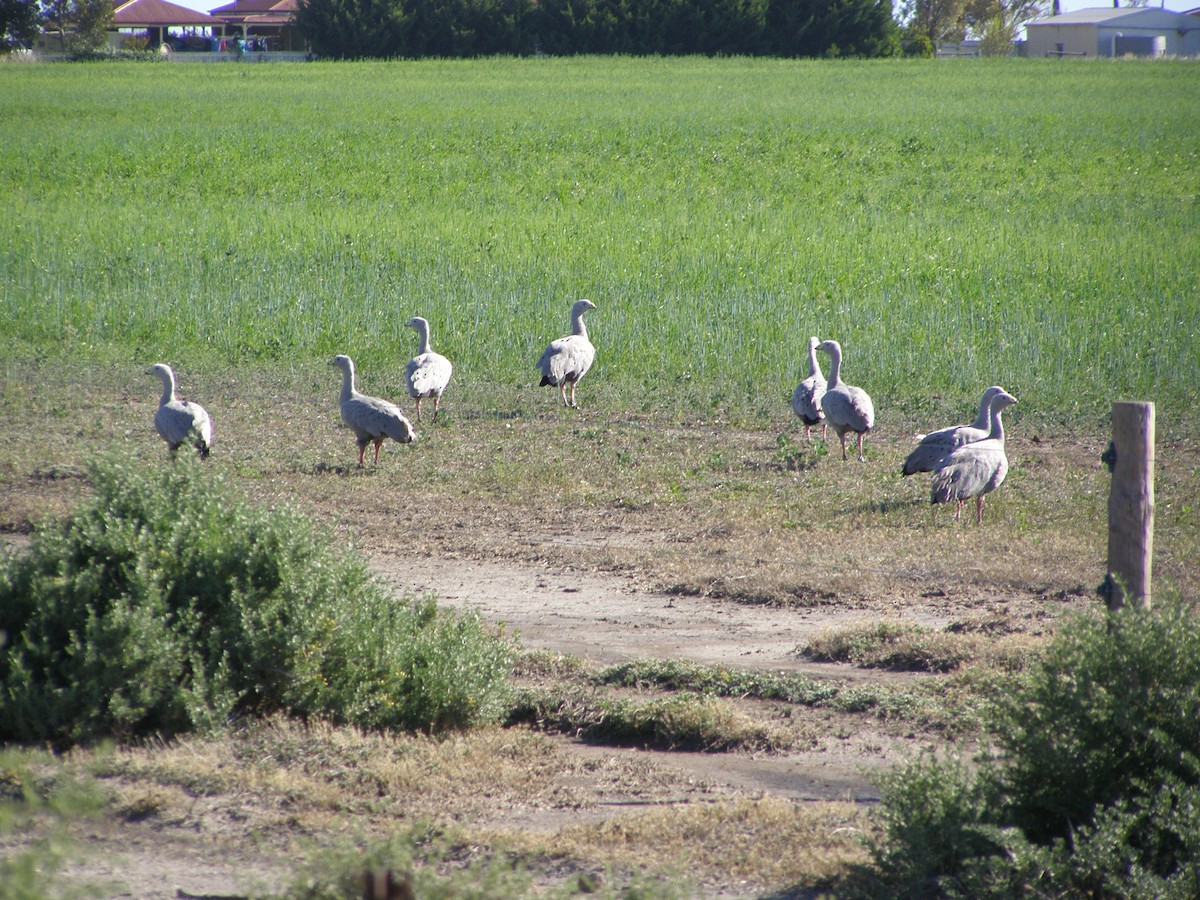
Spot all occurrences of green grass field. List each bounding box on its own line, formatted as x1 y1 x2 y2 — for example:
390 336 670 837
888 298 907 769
2 57 1198 432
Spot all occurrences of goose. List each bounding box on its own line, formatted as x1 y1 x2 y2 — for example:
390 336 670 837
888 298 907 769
536 299 596 408
818 340 874 461
404 316 453 422
330 354 416 465
791 336 827 440
148 363 212 459
931 389 1018 524
901 386 1006 477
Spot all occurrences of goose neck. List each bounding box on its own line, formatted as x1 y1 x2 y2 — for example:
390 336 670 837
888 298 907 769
825 352 842 388
157 371 175 405
413 321 432 355
571 313 589 340
339 365 356 402
807 342 823 379
989 408 1006 442
972 389 1001 430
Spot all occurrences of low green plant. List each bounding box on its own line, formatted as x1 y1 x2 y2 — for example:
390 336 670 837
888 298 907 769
802 620 1008 673
507 687 788 751
853 597 1200 898
0 747 108 899
0 457 512 747
597 657 840 705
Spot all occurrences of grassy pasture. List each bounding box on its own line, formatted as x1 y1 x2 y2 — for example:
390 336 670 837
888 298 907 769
1 57 1198 432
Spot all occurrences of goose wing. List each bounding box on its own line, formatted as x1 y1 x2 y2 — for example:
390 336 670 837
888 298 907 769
903 423 990 476
931 440 1008 503
341 394 414 443
406 352 453 399
537 335 595 386
156 400 212 450
822 385 874 433
791 374 826 425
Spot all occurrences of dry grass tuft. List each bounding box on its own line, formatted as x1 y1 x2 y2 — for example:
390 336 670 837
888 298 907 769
509 796 872 891
802 619 1049 673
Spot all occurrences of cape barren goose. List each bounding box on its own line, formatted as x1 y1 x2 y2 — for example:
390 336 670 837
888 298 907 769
330 354 415 465
791 336 827 440
148 363 212 459
902 385 1005 477
931 389 1018 524
818 340 875 461
537 299 596 408
404 316 453 422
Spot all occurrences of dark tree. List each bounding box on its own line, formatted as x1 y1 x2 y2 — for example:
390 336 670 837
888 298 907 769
294 0 408 58
766 0 898 56
1 0 39 50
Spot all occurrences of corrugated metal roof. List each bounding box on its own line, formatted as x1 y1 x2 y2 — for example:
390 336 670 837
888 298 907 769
1029 6 1194 26
113 0 221 25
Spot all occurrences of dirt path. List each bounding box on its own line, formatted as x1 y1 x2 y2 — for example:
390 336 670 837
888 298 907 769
373 550 949 805
376 550 967 674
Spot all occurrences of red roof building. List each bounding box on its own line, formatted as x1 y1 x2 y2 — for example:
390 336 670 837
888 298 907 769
113 0 223 27
208 0 301 49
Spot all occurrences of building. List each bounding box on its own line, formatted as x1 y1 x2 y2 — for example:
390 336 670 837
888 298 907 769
1024 6 1200 58
208 0 302 51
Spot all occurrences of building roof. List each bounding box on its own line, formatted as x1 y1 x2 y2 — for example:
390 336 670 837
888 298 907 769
208 0 296 25
208 0 295 15
1029 6 1198 27
113 0 222 26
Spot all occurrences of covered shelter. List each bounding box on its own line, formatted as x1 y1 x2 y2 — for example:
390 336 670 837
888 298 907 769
1025 6 1200 57
209 0 302 51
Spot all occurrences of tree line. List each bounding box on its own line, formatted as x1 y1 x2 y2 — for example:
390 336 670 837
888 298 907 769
292 0 903 59
0 0 1044 59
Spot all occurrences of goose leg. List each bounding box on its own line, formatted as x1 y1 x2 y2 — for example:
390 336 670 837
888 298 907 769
569 382 579 409
856 433 866 463
954 499 964 520
373 438 384 463
433 396 441 421
559 382 569 407
415 398 423 422
839 433 848 461
357 441 367 467
976 496 985 525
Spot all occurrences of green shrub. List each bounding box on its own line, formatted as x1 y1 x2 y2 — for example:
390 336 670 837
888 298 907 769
0 458 512 747
855 598 1200 898
993 600 1200 846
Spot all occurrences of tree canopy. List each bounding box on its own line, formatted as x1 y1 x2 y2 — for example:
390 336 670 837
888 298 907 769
295 0 901 58
1 0 39 49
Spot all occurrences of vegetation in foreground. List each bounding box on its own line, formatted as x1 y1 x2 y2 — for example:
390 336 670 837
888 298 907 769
0 458 512 747
855 596 1200 899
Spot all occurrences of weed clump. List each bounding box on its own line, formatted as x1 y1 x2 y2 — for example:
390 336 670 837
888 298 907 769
854 598 1200 898
0 458 512 747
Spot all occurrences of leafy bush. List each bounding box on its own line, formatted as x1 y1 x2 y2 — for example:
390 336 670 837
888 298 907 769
855 598 1200 898
0 458 512 747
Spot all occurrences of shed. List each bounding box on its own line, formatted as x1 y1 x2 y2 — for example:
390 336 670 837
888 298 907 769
1025 6 1200 57
209 0 302 49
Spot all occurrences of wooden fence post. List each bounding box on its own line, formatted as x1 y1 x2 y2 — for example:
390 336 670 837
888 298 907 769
1103 401 1154 610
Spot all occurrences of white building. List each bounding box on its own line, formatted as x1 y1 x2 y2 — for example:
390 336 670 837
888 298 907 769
1024 7 1200 58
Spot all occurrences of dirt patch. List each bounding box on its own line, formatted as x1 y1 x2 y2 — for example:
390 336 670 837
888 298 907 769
3 368 1194 898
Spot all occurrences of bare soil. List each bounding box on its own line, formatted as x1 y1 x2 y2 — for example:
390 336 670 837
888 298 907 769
3 371 1196 898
